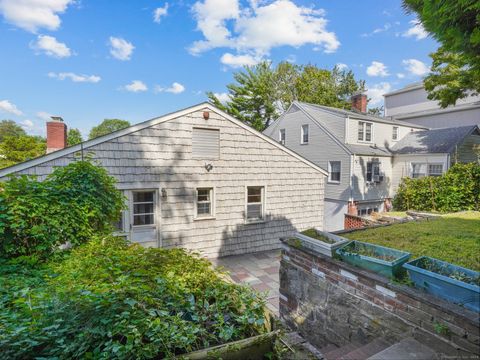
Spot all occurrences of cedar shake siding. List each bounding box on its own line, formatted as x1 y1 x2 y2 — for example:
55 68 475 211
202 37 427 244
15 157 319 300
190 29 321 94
0 104 326 258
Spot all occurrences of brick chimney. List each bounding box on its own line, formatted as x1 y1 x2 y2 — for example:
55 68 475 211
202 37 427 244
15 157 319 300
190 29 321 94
46 116 67 153
351 93 367 113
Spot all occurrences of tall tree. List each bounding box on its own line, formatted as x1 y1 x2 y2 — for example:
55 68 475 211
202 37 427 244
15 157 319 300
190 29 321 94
208 61 365 131
403 0 480 106
67 128 83 146
0 120 26 142
88 119 130 140
0 135 46 169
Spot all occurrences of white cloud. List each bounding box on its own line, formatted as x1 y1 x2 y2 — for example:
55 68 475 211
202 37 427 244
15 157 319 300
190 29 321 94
189 0 339 63
367 82 391 106
336 63 348 71
155 82 185 94
366 61 389 77
124 80 148 93
403 19 428 40
109 37 134 61
48 72 101 83
0 0 74 32
213 92 230 103
20 119 34 130
402 58 429 76
153 3 169 23
396 73 405 79
220 53 259 68
361 23 391 37
37 111 52 120
30 35 71 58
0 100 22 116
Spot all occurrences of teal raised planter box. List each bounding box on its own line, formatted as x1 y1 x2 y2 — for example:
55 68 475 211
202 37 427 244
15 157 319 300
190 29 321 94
336 241 411 278
404 257 480 312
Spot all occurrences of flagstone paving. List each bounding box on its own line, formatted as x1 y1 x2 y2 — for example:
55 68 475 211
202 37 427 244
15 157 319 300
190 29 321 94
210 250 281 315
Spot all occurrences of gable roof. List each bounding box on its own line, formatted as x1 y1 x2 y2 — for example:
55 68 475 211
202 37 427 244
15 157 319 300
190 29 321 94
0 102 328 178
391 125 479 154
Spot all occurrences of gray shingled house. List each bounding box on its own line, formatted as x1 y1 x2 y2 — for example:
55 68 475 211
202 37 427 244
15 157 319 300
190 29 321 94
263 96 480 231
0 103 327 258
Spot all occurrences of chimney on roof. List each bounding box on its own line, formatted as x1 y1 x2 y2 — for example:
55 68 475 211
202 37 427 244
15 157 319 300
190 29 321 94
351 92 367 113
46 116 67 153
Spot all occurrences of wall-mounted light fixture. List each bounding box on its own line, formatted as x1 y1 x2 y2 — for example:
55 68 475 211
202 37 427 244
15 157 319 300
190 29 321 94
205 163 213 172
161 188 167 198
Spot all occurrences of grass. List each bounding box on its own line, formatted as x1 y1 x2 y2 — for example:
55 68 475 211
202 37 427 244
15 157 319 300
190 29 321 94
381 211 408 218
301 229 336 244
343 211 480 271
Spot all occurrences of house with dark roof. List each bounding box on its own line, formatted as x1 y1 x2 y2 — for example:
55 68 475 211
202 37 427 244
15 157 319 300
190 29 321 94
263 95 480 231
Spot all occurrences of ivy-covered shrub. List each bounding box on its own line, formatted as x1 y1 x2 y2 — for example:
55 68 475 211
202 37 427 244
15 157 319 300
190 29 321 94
0 237 267 359
393 163 480 212
0 161 125 258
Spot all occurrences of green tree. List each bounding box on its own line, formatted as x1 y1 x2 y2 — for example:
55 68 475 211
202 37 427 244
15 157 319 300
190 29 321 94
208 61 365 131
368 106 384 116
403 0 480 106
0 135 46 169
67 128 83 146
0 120 26 142
88 119 130 140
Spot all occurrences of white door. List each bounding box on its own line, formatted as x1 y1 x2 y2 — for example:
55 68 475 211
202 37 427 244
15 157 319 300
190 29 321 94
128 190 159 247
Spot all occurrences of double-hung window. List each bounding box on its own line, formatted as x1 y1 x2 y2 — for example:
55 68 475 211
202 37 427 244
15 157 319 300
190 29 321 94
411 163 427 178
392 126 399 141
133 191 155 226
279 129 286 145
328 161 341 183
358 121 373 142
428 164 443 177
196 188 214 218
366 162 381 182
246 186 265 222
301 124 309 144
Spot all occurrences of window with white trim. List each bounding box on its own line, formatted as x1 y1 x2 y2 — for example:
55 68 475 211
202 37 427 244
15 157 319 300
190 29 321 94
366 161 381 182
358 121 373 142
279 129 286 144
246 186 264 221
196 188 214 218
392 126 399 140
428 164 443 177
328 161 341 183
301 124 309 144
411 163 427 178
133 191 155 226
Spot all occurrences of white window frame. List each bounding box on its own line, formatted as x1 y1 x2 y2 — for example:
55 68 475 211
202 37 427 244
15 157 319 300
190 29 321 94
328 161 341 184
428 164 443 177
279 128 286 145
392 126 399 141
301 124 309 144
131 190 156 228
194 187 215 220
411 163 427 178
245 186 266 223
366 161 381 183
358 121 373 143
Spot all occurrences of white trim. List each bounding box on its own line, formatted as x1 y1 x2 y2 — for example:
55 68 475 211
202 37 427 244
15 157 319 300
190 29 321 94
194 186 216 220
245 185 267 224
393 103 480 120
300 124 309 144
357 121 374 143
0 102 328 178
327 160 341 184
279 128 286 145
383 83 424 97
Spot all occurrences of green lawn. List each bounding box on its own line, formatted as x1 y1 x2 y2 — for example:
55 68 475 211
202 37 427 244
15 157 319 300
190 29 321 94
343 211 480 271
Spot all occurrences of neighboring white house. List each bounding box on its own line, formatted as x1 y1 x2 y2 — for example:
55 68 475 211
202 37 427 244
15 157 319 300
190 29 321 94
0 103 327 258
263 97 480 231
384 82 480 128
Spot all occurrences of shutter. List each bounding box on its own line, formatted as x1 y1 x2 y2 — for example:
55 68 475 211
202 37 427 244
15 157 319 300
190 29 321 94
192 128 220 159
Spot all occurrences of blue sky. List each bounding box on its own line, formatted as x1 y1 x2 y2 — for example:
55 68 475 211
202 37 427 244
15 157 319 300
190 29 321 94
0 0 438 138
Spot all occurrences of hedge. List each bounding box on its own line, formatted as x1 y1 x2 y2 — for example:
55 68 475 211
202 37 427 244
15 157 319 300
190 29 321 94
393 163 480 212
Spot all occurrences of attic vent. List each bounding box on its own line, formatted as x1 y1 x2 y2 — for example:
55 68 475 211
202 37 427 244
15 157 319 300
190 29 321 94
192 127 220 159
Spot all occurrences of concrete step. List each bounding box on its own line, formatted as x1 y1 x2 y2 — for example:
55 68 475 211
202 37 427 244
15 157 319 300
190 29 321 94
323 342 362 360
341 338 392 360
367 338 437 360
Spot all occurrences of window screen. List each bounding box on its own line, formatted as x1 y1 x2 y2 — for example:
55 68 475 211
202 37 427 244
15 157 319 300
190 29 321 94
196 188 213 217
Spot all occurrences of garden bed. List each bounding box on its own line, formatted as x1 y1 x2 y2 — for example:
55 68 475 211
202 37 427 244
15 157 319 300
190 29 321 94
294 228 349 257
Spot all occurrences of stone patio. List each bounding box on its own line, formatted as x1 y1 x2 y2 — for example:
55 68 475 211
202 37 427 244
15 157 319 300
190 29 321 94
210 250 281 315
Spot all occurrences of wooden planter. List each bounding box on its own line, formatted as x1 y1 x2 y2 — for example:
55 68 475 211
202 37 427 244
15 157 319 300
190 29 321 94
294 228 349 257
183 331 279 360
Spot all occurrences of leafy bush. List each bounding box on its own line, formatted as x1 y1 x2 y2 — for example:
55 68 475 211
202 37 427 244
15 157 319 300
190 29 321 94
0 160 125 258
393 163 480 212
0 237 267 359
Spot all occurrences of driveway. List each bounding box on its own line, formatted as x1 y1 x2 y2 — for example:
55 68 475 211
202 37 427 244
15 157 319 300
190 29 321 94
210 250 281 315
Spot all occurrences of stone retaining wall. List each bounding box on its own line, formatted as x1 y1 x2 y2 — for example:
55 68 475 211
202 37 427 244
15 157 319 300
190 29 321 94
279 240 480 357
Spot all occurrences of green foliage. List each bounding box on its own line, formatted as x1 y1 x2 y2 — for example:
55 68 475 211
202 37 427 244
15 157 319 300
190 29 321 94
403 0 480 106
0 120 26 142
343 211 480 271
0 135 46 169
0 160 124 258
0 237 267 359
89 118 130 140
393 163 480 213
67 128 83 146
208 61 365 131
